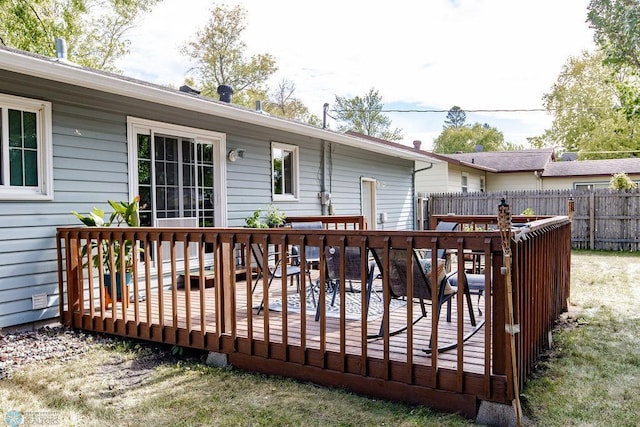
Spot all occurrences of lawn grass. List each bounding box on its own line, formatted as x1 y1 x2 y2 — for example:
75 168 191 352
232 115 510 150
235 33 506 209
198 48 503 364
0 340 471 426
1 250 639 426
522 250 640 427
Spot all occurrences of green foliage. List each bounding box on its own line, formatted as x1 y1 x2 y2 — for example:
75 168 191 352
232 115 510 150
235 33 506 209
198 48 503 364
521 207 535 216
333 87 403 141
244 204 286 228
444 106 466 128
536 50 640 158
181 4 277 99
588 0 640 121
71 196 142 272
0 0 160 72
609 172 638 189
432 122 506 153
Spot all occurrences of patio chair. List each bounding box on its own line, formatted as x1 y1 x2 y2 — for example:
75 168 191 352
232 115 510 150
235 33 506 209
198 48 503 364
250 243 301 314
370 247 483 353
315 246 376 321
290 221 323 305
428 220 486 317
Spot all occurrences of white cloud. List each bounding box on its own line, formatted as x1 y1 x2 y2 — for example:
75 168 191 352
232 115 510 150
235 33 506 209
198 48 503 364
118 0 596 147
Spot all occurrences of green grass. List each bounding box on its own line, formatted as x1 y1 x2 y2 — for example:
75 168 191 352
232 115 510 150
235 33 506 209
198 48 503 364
522 251 640 427
1 251 639 426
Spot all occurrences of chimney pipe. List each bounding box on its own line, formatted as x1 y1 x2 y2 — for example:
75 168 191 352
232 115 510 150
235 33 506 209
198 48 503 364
217 85 233 103
55 38 67 60
255 100 262 112
413 140 422 150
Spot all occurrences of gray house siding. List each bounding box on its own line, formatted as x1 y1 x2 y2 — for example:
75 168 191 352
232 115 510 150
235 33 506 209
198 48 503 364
329 144 414 230
0 65 418 328
0 98 130 327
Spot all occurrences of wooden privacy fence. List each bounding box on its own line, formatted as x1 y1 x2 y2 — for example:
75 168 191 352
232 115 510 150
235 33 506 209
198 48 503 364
56 214 571 417
424 188 640 251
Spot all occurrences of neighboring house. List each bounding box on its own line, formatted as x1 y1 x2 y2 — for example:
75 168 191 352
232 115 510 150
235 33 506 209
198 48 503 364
541 157 640 190
414 148 555 194
0 46 435 328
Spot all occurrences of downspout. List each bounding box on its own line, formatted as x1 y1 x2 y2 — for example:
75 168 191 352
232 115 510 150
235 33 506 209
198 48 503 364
320 103 330 215
412 163 434 229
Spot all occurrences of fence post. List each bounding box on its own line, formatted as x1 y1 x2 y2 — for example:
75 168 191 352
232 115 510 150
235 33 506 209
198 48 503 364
589 192 595 250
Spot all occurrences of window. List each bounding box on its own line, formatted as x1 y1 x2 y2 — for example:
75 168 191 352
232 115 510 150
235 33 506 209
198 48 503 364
272 142 299 200
480 177 485 192
127 117 227 229
461 173 468 193
0 94 53 200
574 182 610 190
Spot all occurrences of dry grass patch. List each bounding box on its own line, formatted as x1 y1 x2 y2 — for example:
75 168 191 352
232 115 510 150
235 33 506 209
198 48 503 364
0 341 471 426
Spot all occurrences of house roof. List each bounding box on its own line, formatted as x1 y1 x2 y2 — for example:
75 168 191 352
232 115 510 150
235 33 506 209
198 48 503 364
542 157 640 177
344 131 442 164
442 148 555 172
0 46 434 163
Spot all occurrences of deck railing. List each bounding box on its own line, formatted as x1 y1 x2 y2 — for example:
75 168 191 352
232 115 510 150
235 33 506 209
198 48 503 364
56 214 571 416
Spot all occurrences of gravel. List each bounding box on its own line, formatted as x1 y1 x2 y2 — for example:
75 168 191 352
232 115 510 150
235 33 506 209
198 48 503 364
0 324 116 380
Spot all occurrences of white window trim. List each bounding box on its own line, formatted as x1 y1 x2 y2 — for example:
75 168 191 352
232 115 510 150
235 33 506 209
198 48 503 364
126 117 228 227
461 172 468 193
271 141 299 201
0 93 53 200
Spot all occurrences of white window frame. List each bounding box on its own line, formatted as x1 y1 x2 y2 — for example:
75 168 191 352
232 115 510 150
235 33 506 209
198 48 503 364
126 117 228 227
461 173 468 193
0 93 53 200
271 141 299 201
574 181 612 190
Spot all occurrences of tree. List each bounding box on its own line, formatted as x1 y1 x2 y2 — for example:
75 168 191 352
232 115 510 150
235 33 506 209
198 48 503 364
0 0 160 72
333 88 403 141
534 50 640 159
432 122 506 154
181 4 277 100
588 0 640 120
261 79 321 125
444 106 466 128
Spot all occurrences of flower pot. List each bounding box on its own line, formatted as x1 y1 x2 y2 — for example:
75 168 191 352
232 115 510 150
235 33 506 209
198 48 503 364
104 272 131 303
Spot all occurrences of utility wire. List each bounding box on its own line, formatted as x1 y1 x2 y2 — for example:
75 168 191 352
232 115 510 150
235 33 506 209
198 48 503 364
327 106 613 114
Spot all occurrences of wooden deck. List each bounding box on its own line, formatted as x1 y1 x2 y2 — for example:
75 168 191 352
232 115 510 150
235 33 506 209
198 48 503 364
58 215 572 418
88 273 488 372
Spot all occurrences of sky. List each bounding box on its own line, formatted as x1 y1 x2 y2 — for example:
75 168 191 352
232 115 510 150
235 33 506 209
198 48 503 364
116 0 597 150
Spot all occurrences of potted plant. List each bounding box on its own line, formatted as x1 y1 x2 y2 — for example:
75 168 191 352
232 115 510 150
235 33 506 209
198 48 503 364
72 196 141 304
244 204 286 228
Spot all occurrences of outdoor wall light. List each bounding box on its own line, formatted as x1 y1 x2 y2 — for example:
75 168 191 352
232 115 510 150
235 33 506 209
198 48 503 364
227 149 245 162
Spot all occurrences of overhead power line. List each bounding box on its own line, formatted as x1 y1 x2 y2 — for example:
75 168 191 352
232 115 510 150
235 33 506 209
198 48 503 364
328 106 614 114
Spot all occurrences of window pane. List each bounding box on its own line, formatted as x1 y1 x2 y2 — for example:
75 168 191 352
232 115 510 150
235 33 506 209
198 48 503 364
273 148 283 194
166 162 178 186
137 134 150 159
9 149 23 186
24 150 38 186
165 137 178 161
283 150 292 194
155 136 165 160
23 111 37 149
8 109 22 147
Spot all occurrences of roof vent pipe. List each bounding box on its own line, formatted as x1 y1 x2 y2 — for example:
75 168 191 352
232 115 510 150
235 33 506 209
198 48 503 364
413 140 422 150
256 100 262 112
55 38 67 60
217 85 233 103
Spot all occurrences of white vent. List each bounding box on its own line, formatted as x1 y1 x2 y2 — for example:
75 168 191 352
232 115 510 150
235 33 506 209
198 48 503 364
32 293 48 310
